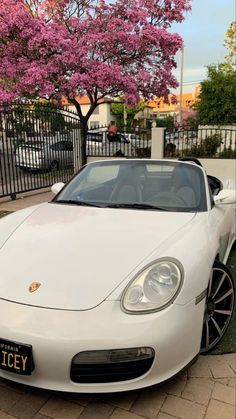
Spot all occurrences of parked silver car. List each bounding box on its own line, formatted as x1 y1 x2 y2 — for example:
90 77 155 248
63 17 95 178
86 131 136 156
15 139 73 171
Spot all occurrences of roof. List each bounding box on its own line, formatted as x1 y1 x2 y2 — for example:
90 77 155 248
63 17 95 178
61 96 114 106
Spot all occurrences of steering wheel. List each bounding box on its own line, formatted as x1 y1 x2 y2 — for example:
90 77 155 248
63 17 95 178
146 191 188 206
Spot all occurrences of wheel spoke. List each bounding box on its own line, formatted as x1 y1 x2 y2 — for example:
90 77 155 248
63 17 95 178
201 262 234 354
211 317 222 336
214 289 233 304
214 309 232 315
212 272 226 299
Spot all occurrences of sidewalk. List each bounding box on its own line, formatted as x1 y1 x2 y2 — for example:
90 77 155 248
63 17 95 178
0 189 53 212
0 190 235 419
0 354 235 419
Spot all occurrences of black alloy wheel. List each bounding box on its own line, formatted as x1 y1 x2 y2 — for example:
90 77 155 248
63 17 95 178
200 261 235 353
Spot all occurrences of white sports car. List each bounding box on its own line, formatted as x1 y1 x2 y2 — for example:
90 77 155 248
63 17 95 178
0 158 235 393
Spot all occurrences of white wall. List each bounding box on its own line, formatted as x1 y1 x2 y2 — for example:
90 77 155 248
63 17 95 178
68 103 117 128
150 127 236 182
200 159 236 184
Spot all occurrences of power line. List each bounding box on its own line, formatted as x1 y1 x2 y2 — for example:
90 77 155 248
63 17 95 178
182 80 202 85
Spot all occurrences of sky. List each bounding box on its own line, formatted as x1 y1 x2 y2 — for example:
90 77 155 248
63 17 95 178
171 0 235 93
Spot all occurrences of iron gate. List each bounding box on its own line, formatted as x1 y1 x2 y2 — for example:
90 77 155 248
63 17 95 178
0 102 81 199
164 127 236 158
86 126 151 158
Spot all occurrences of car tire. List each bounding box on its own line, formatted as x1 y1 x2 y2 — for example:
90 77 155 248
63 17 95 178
49 161 59 171
113 150 124 157
200 260 235 353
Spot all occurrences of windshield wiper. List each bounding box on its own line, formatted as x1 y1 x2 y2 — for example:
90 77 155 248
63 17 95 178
55 200 102 208
105 203 168 211
55 200 168 211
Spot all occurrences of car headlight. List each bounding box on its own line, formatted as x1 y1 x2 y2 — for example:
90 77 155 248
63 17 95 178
121 258 183 313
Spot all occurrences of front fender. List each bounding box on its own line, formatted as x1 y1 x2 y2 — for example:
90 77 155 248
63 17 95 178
108 213 213 306
0 204 44 250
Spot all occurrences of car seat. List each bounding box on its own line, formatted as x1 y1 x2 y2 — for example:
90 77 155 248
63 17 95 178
171 165 200 207
109 165 146 203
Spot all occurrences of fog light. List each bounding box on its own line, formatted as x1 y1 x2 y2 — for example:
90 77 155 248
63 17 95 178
72 347 154 364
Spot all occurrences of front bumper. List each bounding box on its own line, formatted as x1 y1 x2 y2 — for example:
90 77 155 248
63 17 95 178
0 298 205 393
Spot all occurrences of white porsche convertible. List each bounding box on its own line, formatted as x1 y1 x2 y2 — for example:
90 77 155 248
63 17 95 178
0 158 235 393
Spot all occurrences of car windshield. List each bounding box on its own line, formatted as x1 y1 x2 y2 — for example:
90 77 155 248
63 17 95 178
54 160 207 212
18 141 44 151
87 133 104 142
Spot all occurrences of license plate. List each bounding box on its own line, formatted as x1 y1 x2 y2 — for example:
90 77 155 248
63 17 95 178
0 338 33 375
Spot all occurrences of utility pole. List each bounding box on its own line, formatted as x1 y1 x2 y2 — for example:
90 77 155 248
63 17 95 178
179 46 184 127
123 102 127 133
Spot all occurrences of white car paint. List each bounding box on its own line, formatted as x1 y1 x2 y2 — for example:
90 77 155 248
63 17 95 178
0 294 205 392
0 159 235 392
0 204 198 310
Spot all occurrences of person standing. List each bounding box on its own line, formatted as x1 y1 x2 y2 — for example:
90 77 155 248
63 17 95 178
108 122 118 141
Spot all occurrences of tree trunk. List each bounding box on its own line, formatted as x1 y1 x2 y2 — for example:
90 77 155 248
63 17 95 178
71 99 88 166
71 98 98 167
80 118 88 166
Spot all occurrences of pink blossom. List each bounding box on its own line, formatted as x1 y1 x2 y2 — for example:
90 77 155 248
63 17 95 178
0 0 191 116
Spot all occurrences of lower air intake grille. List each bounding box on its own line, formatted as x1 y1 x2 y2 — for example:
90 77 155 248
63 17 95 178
70 347 155 383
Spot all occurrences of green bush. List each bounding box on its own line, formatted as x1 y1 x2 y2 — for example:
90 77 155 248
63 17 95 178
218 148 236 158
180 133 222 158
203 134 222 157
180 145 202 157
155 116 175 128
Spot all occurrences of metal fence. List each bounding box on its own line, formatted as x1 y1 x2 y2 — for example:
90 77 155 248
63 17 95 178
86 126 151 158
0 102 81 199
164 127 236 159
4 105 234 200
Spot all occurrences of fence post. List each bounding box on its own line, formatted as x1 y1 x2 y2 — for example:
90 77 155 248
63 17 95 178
2 127 7 151
151 123 165 159
72 128 82 173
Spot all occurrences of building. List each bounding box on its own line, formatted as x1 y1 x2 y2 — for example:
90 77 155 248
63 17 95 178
61 86 200 129
148 87 200 122
61 96 117 128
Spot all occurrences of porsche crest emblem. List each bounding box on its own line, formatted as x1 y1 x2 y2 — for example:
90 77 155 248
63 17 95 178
28 282 41 293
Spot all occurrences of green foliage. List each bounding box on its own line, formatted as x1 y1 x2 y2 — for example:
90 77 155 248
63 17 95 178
6 103 71 140
184 116 198 129
181 133 222 158
203 134 222 156
196 65 236 124
155 115 175 128
181 145 201 158
7 106 34 135
111 99 146 130
223 21 236 71
218 148 236 159
34 103 69 133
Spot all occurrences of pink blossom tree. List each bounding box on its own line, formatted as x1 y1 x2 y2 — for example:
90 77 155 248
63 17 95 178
0 0 191 163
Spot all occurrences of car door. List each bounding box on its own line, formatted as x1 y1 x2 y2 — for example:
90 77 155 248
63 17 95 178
50 141 73 168
61 140 73 167
208 192 235 262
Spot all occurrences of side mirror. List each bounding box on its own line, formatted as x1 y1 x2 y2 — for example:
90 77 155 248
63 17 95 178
214 189 236 205
51 182 65 195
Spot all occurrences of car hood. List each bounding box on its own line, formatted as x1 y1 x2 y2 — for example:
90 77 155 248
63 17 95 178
0 203 195 310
